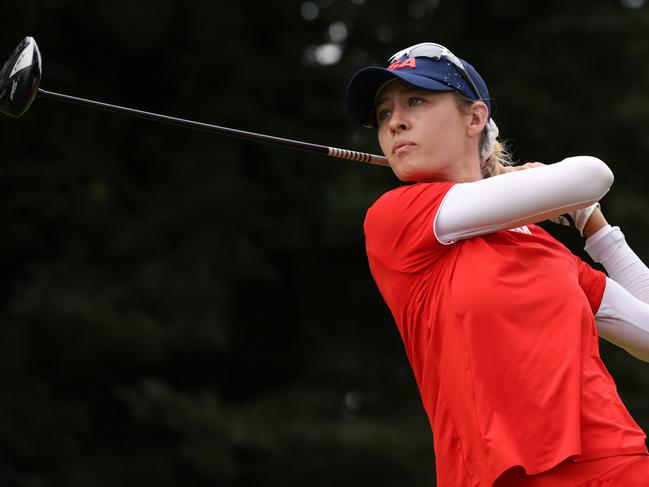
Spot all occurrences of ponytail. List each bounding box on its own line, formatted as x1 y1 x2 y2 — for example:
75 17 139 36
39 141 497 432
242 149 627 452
481 139 514 178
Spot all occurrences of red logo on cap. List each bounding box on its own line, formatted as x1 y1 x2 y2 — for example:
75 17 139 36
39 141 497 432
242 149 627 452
388 58 416 71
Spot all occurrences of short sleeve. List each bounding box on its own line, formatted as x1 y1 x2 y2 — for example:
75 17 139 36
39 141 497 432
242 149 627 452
575 256 607 314
364 182 455 273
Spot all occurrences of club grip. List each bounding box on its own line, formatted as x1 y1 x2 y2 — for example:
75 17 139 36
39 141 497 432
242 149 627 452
327 147 389 166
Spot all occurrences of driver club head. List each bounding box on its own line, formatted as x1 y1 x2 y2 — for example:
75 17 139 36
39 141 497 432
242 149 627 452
0 36 42 118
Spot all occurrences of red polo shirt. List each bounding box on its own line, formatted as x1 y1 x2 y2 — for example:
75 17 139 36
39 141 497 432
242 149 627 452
364 182 647 486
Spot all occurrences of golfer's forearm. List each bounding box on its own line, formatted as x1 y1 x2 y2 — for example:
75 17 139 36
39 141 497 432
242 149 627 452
435 156 613 243
597 277 649 362
586 225 649 303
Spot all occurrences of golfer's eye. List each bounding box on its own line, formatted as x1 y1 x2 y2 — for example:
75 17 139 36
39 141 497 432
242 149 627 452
408 96 424 107
376 108 391 123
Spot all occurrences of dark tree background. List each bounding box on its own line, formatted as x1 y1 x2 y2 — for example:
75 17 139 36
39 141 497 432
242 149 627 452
1 1 649 485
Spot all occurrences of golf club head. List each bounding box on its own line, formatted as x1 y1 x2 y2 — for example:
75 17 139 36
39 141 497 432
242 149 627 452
0 36 42 118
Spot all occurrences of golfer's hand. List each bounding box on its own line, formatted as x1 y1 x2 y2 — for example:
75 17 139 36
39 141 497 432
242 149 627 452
549 203 601 237
499 162 545 174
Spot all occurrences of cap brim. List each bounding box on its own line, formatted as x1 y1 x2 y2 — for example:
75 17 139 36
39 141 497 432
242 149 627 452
346 66 454 126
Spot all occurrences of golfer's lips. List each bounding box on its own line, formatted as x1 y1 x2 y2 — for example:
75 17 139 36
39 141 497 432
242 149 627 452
392 139 416 155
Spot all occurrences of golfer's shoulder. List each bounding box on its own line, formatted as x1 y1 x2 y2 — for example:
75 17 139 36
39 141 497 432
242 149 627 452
368 182 453 214
365 182 454 234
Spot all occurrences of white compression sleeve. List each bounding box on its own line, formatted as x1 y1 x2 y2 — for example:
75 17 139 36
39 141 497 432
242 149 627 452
585 226 649 360
585 225 649 303
596 277 649 362
435 156 613 244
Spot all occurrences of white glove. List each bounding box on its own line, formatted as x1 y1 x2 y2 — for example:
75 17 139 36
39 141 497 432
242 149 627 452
549 202 600 236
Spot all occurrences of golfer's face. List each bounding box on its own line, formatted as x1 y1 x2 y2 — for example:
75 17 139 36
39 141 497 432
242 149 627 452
375 80 470 182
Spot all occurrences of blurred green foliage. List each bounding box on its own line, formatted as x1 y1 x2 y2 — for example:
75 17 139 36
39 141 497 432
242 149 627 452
1 0 649 485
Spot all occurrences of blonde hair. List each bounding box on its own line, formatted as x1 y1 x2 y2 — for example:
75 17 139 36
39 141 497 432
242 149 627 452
453 94 514 179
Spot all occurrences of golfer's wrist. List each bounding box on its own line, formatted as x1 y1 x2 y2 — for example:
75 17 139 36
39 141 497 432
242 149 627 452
582 207 608 239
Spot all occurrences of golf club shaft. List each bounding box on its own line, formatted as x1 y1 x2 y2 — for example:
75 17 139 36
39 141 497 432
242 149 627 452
37 88 389 166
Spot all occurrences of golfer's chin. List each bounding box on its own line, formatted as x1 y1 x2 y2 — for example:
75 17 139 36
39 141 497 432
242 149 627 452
390 156 432 183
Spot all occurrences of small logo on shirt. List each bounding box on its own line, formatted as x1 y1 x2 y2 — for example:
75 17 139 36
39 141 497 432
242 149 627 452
509 226 532 235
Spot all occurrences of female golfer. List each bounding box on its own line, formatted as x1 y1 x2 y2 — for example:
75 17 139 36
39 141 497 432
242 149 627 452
346 42 649 486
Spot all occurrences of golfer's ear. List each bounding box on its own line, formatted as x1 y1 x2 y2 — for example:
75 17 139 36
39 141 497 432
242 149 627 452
467 102 489 137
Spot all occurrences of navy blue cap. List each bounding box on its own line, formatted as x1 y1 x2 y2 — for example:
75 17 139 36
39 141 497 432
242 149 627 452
346 54 491 127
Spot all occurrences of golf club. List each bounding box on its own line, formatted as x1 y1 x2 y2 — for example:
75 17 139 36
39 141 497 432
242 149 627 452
0 36 389 166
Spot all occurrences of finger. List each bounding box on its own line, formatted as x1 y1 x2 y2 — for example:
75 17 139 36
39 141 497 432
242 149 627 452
509 162 545 171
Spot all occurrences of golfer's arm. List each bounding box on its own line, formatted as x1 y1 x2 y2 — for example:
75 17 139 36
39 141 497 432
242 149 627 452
596 278 649 362
585 225 649 361
585 225 649 302
435 156 613 243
